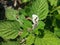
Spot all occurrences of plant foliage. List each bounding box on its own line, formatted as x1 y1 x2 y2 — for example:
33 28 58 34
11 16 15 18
0 0 60 45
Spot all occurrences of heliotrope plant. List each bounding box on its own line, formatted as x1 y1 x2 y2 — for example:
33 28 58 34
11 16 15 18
0 0 60 45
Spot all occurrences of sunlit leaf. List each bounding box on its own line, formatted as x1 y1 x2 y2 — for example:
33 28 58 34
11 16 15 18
26 34 35 45
35 30 60 45
30 0 49 20
6 7 19 20
0 20 20 39
54 27 60 37
34 37 42 45
48 0 58 6
2 41 20 45
20 31 29 38
37 21 45 29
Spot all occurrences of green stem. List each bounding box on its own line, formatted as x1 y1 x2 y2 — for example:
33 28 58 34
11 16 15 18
50 6 60 13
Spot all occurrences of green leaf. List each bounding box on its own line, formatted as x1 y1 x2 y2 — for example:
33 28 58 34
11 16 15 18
57 6 60 14
34 37 42 45
42 30 60 45
54 27 60 37
20 31 29 38
30 0 48 20
17 15 25 25
2 41 20 45
37 21 45 29
26 34 35 45
17 14 32 30
48 0 58 6
0 20 20 39
57 9 60 14
19 9 27 16
33 21 45 35
22 20 32 30
33 29 39 35
55 19 60 28
6 7 19 20
21 0 30 3
55 14 60 20
34 30 60 45
34 21 45 30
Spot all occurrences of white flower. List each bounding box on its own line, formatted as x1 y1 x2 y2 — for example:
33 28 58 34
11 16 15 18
32 14 39 29
32 14 39 24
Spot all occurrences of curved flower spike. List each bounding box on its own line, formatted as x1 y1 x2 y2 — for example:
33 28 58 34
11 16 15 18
32 14 39 29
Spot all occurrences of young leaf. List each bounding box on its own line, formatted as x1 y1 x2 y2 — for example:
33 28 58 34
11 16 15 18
48 0 58 6
22 20 32 30
26 34 35 45
0 20 20 39
34 37 42 45
20 31 29 38
34 30 60 45
54 27 60 37
33 21 45 35
37 21 45 29
43 30 60 45
33 21 45 30
2 41 20 45
6 7 19 20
